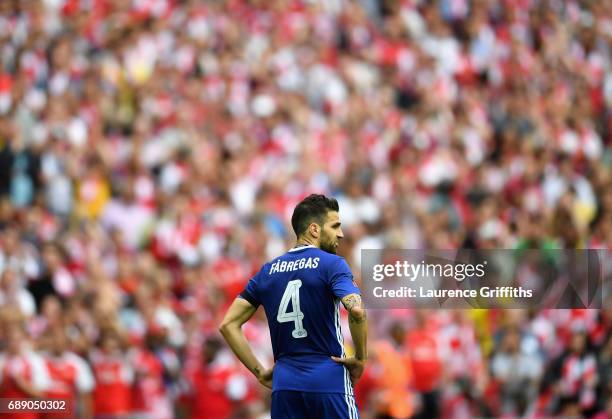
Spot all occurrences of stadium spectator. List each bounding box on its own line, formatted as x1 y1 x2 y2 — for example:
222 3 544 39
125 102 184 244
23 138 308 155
42 326 94 419
490 326 543 416
548 330 600 417
0 268 36 318
183 336 252 419
129 331 173 419
0 316 50 419
406 311 443 419
358 322 414 419
90 329 134 419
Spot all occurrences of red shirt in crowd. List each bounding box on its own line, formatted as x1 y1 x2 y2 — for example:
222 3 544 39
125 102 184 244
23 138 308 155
130 347 172 419
0 351 51 419
43 352 94 419
406 328 443 392
187 362 233 419
90 350 134 417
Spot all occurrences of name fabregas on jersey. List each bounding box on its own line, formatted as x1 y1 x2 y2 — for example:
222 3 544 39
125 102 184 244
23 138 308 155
269 257 320 274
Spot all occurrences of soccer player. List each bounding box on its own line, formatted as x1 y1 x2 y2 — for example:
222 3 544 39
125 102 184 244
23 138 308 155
220 194 367 419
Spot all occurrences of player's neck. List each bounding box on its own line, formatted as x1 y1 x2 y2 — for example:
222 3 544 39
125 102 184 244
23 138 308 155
295 237 317 248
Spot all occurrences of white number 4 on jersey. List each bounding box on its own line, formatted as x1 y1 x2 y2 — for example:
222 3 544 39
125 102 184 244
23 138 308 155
277 279 308 338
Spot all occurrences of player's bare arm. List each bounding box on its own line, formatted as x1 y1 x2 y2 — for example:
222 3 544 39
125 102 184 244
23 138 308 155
342 294 366 323
219 298 273 389
332 292 368 385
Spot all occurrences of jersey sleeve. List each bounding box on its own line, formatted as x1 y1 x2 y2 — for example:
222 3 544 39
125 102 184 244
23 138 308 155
327 257 360 299
71 354 95 393
28 352 51 392
120 361 134 384
238 267 263 308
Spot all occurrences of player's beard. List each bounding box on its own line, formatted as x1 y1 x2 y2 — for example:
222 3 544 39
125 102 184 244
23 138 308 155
320 232 337 254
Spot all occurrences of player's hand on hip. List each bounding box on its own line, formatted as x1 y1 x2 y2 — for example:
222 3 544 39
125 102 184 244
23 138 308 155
257 367 274 389
331 356 365 386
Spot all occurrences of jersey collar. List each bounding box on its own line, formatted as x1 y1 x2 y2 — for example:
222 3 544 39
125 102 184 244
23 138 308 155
288 244 317 252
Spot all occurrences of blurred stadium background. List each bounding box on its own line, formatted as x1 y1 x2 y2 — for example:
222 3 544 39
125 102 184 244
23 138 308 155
0 0 610 418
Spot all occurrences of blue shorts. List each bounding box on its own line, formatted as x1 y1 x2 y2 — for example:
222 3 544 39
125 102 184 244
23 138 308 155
271 391 359 419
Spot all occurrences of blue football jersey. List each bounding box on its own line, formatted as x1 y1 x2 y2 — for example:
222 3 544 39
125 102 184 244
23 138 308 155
240 245 360 394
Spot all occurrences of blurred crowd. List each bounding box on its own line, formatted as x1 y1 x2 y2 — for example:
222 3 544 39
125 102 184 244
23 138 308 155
0 0 610 418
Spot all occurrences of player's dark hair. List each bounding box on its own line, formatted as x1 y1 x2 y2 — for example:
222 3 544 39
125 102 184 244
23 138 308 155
291 194 339 237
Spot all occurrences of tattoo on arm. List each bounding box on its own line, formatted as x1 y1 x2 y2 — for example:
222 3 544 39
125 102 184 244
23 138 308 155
343 294 366 323
344 295 361 311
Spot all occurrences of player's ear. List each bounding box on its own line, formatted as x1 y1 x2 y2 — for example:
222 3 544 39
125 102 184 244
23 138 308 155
309 222 320 238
